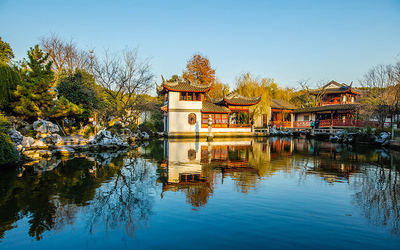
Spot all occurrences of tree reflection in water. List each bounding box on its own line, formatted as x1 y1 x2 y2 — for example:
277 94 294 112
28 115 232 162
352 164 400 235
0 149 157 240
86 157 157 236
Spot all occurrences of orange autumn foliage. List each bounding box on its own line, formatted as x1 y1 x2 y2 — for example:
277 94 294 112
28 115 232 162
182 54 215 86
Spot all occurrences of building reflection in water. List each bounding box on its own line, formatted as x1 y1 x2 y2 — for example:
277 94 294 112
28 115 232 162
160 137 399 204
160 138 296 206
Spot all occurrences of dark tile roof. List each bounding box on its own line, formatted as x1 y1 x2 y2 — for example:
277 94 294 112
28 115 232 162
202 101 231 113
270 99 296 110
293 104 360 113
161 80 212 92
223 93 261 106
309 80 360 95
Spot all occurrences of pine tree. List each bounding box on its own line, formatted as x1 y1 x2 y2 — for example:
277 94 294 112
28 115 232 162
0 63 21 110
13 45 57 119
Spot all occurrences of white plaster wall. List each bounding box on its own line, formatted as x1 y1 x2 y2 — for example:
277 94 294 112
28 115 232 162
295 113 314 121
167 91 202 133
257 107 271 127
168 92 202 110
168 111 202 133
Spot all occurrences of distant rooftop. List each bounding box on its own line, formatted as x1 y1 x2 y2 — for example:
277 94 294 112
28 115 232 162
216 92 262 106
309 80 360 95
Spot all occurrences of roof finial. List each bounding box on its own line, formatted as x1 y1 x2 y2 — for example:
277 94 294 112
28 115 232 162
350 81 353 88
161 75 166 83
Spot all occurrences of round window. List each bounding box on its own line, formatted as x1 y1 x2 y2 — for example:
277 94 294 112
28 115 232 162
188 149 196 160
188 113 196 125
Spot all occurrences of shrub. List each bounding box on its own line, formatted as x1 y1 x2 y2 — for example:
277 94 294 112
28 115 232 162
0 114 19 166
82 124 95 138
0 133 20 165
139 121 156 133
0 113 11 134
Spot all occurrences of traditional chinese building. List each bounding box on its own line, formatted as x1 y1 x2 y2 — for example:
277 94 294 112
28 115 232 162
263 99 297 128
158 79 261 137
293 81 364 128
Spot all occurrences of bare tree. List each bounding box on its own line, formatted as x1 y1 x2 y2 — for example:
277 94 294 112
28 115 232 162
297 79 327 108
40 34 92 77
93 49 153 121
361 63 400 126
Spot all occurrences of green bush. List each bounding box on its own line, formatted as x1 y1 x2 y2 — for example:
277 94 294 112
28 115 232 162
0 113 11 133
108 125 121 135
0 133 20 165
139 121 156 133
82 125 95 138
0 114 19 166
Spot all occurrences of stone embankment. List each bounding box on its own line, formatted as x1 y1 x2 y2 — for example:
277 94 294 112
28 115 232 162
329 130 391 146
8 119 153 162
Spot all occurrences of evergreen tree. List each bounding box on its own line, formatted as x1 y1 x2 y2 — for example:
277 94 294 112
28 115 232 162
48 96 83 119
57 70 103 120
12 45 56 119
0 63 21 110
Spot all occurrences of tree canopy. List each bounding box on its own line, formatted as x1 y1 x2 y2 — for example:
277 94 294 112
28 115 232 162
0 63 20 110
0 37 14 64
12 45 56 118
235 73 271 123
12 45 82 119
182 54 215 85
57 70 103 120
207 79 229 100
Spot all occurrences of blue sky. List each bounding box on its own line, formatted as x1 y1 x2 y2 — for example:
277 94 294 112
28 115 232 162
1 0 399 89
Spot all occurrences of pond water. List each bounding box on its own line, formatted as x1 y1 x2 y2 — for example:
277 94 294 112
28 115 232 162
0 138 400 249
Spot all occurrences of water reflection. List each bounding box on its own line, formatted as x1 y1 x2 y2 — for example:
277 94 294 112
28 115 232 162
0 138 399 246
0 148 156 240
159 138 400 235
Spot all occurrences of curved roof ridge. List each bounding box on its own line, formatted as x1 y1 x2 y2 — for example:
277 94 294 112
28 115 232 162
161 79 212 92
223 92 261 105
225 92 261 101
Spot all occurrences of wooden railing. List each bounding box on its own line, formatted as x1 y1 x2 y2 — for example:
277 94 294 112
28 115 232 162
270 121 292 128
228 124 252 128
294 119 385 128
293 121 311 128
